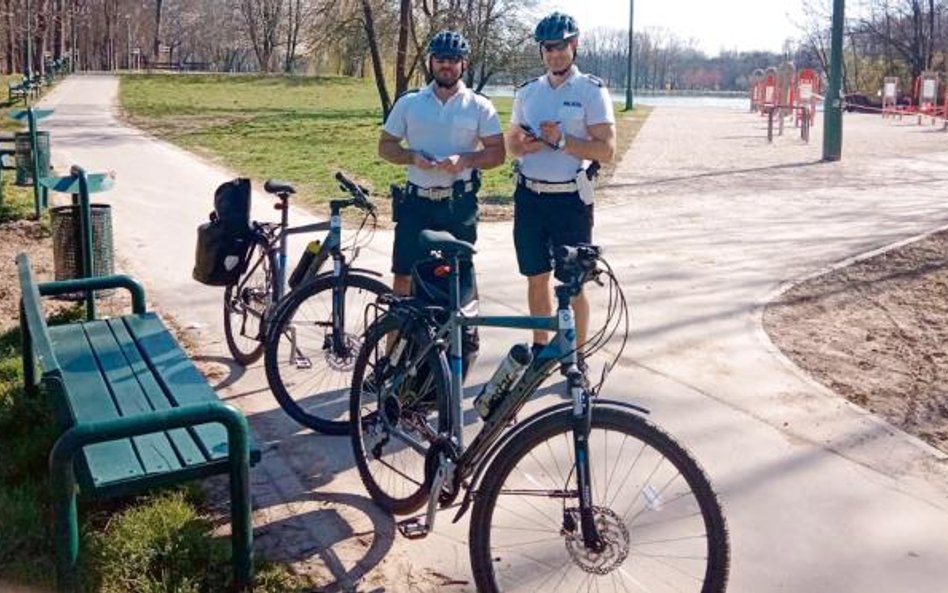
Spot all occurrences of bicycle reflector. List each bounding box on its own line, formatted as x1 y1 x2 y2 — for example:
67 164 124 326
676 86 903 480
434 264 451 277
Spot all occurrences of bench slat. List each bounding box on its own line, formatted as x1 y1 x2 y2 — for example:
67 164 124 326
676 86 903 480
83 321 187 475
106 318 208 467
50 324 146 486
123 314 236 462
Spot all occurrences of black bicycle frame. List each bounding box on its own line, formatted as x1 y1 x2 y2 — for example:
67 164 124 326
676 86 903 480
394 251 602 546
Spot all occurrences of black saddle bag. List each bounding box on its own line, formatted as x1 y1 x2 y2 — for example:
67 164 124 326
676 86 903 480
193 178 253 286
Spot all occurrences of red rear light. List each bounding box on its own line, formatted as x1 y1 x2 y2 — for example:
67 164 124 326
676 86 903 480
434 265 451 277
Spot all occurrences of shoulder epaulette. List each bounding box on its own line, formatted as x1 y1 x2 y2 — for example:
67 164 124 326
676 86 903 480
395 87 422 101
584 74 604 88
516 77 539 90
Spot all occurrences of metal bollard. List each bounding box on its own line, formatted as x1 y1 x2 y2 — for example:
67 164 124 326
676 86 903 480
767 108 774 143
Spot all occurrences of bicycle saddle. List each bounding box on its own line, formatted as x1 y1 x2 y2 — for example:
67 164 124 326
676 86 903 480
264 179 296 195
419 230 476 258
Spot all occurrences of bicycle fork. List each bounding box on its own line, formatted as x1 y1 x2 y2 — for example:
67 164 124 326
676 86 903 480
569 370 605 552
556 286 604 552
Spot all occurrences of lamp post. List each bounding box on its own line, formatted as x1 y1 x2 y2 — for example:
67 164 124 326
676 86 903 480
125 14 131 70
624 0 634 110
822 0 845 161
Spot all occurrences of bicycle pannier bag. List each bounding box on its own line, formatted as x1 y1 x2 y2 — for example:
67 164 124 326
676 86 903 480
214 177 252 234
193 178 253 286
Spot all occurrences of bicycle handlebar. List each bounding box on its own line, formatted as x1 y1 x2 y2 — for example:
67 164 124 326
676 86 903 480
554 244 603 289
335 171 377 215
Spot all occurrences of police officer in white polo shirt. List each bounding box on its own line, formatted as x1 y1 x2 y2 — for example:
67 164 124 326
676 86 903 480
379 30 505 297
506 12 616 363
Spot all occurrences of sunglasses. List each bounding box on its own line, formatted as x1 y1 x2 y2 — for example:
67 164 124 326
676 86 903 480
541 40 570 52
432 55 463 64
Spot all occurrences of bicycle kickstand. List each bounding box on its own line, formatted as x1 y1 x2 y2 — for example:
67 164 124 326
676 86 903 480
397 455 455 540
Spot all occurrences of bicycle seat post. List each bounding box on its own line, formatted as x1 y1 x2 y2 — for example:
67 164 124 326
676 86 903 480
275 192 291 293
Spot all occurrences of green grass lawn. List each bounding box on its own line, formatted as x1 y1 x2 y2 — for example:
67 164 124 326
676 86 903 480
120 73 649 211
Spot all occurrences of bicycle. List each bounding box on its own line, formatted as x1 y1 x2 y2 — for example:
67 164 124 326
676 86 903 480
349 231 730 593
223 173 388 382
260 174 392 435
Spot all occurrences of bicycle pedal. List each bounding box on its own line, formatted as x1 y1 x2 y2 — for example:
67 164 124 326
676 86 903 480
397 517 430 540
293 358 312 370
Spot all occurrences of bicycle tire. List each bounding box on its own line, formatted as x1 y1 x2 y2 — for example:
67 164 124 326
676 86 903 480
350 311 451 514
224 237 273 366
470 407 729 593
264 273 390 435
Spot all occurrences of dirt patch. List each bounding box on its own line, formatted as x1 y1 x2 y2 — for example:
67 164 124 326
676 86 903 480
764 229 948 451
0 220 73 332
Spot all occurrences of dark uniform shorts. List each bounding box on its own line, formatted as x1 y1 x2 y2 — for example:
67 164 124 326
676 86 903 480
392 190 478 275
513 184 594 282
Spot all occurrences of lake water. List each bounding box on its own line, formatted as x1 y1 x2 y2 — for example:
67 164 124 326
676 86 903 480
483 86 752 110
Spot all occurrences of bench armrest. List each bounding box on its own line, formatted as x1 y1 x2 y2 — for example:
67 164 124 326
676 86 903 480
49 401 254 591
38 275 146 314
49 402 250 468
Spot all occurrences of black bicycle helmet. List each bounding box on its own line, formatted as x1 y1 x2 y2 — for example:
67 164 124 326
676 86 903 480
428 30 471 58
534 12 579 42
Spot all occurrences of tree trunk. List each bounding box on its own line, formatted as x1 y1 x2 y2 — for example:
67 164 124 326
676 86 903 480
153 0 163 61
361 0 391 118
394 0 410 98
4 0 15 73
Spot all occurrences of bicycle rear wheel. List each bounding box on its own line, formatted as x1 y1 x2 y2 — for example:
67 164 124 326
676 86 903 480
224 238 272 366
350 311 450 514
470 407 729 593
264 273 390 435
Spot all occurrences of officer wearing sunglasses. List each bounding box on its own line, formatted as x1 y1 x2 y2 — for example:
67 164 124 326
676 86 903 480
379 30 505 298
506 12 617 364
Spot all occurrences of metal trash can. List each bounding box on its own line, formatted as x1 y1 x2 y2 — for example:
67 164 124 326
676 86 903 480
14 130 51 186
50 204 115 297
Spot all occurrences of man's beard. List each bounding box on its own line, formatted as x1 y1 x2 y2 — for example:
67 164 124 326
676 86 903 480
434 70 463 88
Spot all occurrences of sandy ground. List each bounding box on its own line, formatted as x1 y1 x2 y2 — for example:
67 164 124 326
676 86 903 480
764 227 948 451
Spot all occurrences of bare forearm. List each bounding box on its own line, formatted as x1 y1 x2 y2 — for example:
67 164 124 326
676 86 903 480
506 130 529 158
379 139 414 165
563 135 615 163
465 144 506 170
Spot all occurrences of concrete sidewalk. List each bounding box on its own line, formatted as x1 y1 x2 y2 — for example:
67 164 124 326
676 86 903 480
39 74 948 592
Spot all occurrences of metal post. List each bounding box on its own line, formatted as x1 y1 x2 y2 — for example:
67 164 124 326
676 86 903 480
27 108 44 217
72 165 96 320
624 0 634 111
822 0 845 161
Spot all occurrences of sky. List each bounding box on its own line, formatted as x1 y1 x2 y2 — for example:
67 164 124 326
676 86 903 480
547 0 807 56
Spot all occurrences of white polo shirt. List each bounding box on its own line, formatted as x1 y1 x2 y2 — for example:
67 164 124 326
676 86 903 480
383 81 502 189
511 65 615 183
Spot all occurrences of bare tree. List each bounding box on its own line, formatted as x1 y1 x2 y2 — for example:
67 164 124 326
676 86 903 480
239 0 283 71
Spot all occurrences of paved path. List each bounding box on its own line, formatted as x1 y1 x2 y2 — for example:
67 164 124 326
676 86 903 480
39 75 948 592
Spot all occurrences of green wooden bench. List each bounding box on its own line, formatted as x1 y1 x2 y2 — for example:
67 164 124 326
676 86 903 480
7 78 28 104
16 253 260 592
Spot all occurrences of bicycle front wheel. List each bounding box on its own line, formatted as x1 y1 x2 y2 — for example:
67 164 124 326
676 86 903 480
350 311 450 514
224 238 272 366
265 273 390 435
470 407 729 593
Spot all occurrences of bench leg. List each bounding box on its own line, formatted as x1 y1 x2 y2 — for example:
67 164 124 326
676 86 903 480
51 453 80 593
19 302 38 397
228 423 254 591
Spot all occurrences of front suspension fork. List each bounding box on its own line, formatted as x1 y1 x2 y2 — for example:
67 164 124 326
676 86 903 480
569 370 604 552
